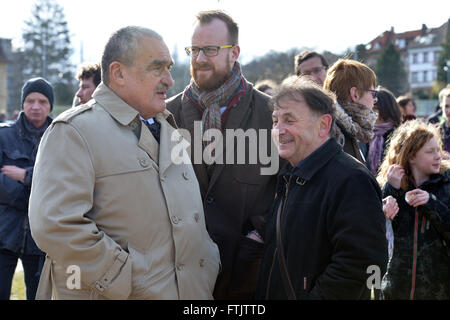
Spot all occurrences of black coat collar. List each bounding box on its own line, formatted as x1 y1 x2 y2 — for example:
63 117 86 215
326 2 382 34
278 138 342 187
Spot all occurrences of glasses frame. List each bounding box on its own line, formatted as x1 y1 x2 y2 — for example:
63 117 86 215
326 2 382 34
300 66 327 76
365 89 378 99
185 45 234 57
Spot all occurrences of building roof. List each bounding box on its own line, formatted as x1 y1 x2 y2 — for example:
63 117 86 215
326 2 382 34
366 19 449 54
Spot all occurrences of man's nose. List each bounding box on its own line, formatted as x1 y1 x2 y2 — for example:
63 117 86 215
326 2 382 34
194 50 208 64
162 70 174 88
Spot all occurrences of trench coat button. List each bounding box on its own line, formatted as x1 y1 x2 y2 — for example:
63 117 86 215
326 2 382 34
171 216 180 224
95 281 105 292
206 196 214 204
199 259 205 267
176 263 184 271
194 213 200 222
182 171 189 180
139 158 149 167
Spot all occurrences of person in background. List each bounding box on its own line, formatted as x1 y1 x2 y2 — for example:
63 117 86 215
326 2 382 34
323 59 378 164
396 96 417 122
365 87 402 264
437 87 450 153
294 50 328 86
74 62 101 107
0 77 53 300
256 77 387 300
367 87 402 175
255 79 277 96
377 120 450 299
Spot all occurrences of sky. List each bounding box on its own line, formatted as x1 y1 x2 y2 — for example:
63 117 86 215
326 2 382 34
0 0 449 66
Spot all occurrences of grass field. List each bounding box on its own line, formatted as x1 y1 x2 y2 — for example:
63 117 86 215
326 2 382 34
10 267 26 300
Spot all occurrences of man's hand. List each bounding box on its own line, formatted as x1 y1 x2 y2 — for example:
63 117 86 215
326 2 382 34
1 165 27 183
405 189 430 207
387 164 405 189
383 196 399 220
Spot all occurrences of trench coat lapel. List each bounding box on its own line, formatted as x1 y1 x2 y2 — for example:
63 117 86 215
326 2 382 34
138 122 160 166
157 111 180 177
180 93 209 195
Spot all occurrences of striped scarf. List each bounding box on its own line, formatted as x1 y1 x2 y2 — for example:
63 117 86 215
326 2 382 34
186 62 244 139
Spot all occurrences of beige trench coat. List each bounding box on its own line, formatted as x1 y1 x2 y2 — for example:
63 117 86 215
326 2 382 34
28 83 220 300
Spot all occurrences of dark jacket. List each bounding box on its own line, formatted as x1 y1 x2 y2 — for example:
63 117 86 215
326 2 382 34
255 138 388 300
337 122 366 164
0 112 52 255
166 81 280 299
381 172 450 300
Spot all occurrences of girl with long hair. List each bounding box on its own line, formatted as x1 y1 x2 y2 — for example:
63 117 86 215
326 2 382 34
377 120 450 299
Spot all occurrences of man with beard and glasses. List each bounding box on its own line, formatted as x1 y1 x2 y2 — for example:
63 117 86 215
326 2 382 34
167 10 281 299
28 26 220 300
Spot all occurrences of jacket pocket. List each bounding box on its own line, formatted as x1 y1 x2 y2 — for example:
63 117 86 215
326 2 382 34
2 149 31 167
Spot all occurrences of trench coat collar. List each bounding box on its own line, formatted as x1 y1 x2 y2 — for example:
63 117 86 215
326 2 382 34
93 82 178 170
92 83 140 126
279 138 341 186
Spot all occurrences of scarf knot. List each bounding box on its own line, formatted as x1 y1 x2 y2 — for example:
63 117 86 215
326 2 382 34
186 62 244 140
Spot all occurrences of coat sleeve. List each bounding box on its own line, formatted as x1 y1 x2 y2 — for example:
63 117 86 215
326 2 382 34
0 152 31 211
28 122 132 300
423 191 450 241
381 182 406 231
308 172 388 299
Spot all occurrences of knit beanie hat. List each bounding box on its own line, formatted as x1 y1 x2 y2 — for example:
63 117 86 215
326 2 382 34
21 77 54 111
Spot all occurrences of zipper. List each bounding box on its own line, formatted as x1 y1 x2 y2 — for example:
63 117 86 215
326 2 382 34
410 209 419 300
265 175 292 299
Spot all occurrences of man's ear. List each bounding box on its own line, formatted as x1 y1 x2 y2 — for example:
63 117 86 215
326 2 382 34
349 86 359 102
109 62 125 86
231 45 240 64
318 114 332 138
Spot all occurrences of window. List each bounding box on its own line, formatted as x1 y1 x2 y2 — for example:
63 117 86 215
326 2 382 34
423 52 428 63
434 51 440 62
412 53 418 64
423 71 428 82
412 72 418 83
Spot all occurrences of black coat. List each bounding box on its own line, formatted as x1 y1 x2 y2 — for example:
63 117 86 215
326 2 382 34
381 172 450 299
255 138 388 299
0 112 52 255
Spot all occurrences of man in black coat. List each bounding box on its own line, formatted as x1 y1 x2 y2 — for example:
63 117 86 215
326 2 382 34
0 78 53 300
255 77 388 300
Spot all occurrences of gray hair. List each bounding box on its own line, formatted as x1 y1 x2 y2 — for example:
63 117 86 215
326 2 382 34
272 76 337 133
101 26 162 85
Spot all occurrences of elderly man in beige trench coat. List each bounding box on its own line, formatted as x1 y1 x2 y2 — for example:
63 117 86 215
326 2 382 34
28 26 220 300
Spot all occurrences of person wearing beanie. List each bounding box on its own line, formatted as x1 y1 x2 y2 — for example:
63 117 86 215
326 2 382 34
0 77 53 300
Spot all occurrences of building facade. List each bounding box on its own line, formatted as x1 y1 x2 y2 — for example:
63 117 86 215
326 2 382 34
365 19 449 94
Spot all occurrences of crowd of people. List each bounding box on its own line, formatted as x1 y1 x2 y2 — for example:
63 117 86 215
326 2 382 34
0 10 449 300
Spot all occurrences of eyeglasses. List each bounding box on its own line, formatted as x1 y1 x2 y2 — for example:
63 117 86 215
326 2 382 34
365 89 378 99
185 45 233 57
300 66 326 76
